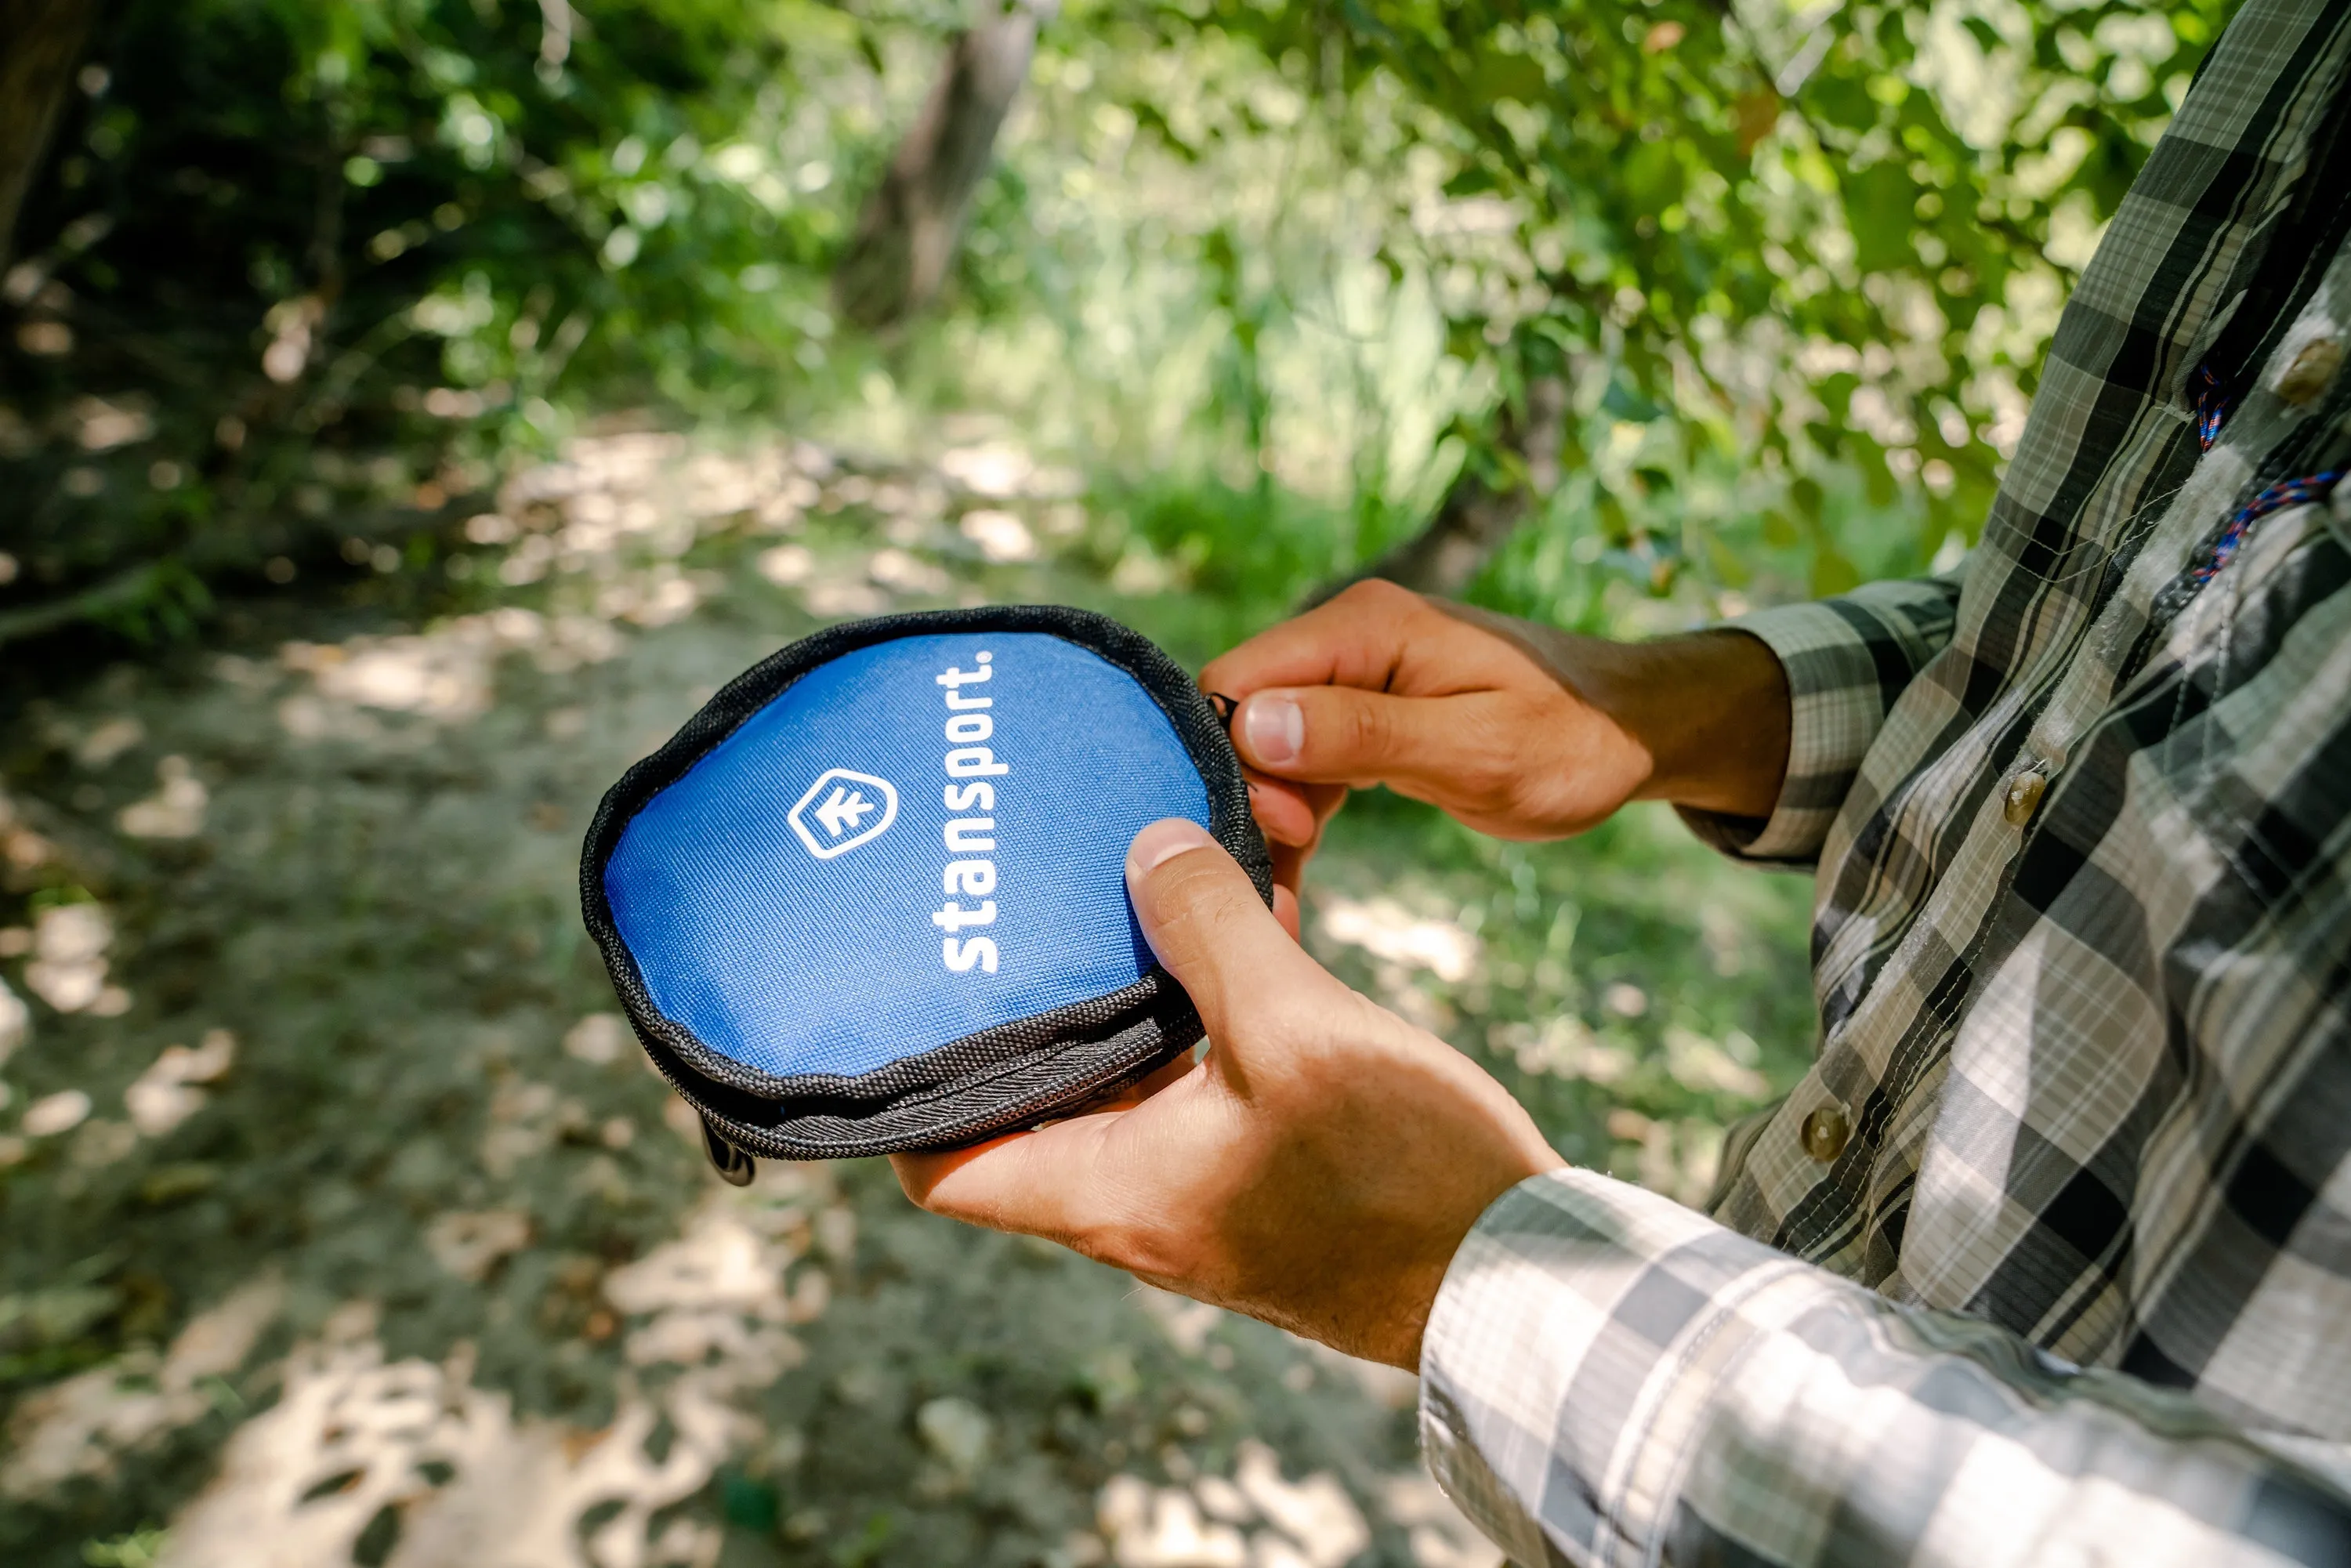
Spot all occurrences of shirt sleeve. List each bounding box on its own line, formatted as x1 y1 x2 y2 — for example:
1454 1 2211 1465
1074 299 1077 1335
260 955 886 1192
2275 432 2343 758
1679 575 1963 866
1418 1168 2351 1568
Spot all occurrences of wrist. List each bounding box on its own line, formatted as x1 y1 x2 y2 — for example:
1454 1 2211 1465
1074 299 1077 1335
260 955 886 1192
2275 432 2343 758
1573 630 1791 819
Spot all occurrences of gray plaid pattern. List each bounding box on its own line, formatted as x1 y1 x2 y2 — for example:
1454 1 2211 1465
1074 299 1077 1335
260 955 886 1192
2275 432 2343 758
1419 2 2351 1563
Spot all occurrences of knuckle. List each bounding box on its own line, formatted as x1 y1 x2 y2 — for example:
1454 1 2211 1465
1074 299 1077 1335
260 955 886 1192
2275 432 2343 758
1074 1216 1147 1270
1343 697 1393 761
1082 1211 1195 1280
1322 578 1422 643
1336 578 1419 617
1154 842 1236 901
1197 648 1245 693
1150 855 1255 945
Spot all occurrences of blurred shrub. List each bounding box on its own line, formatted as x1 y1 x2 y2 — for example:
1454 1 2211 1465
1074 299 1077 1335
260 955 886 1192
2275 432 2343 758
0 0 880 626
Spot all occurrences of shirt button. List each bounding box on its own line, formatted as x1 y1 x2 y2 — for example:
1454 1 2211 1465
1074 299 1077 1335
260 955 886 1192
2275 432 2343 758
2277 335 2343 406
2003 770 2047 824
1800 1104 1851 1163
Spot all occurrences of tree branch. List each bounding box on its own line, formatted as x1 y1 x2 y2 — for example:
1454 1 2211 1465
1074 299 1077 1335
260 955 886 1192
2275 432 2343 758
0 0 100 269
834 1 1057 331
1303 371 1568 607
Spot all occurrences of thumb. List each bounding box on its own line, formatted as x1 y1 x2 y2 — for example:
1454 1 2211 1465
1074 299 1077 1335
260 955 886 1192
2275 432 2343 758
1125 819 1331 1050
1235 686 1505 800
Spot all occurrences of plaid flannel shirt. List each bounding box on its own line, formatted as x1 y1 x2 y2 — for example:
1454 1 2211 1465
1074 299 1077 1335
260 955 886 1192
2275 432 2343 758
1418 3 2351 1563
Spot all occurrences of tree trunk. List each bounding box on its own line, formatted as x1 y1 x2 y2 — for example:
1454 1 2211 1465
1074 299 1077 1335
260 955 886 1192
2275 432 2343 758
1307 371 1568 607
0 0 100 270
833 0 1053 331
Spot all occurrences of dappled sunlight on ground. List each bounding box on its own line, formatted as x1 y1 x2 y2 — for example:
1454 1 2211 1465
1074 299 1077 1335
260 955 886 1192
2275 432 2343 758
152 1168 849 1568
0 423 1814 1564
1313 896 1481 987
5 1279 282 1505
163 1322 737 1568
1093 1439 1501 1568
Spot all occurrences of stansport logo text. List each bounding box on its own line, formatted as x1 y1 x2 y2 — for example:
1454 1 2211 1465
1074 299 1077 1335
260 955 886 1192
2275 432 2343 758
932 651 1007 973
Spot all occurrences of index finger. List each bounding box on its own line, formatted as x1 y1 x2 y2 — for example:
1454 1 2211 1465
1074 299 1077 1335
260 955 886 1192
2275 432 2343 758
1201 580 1427 698
891 1113 1118 1241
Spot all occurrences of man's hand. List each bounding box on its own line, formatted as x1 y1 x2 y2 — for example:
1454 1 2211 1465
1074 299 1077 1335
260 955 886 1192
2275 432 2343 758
891 818 1563 1369
1201 580 1791 895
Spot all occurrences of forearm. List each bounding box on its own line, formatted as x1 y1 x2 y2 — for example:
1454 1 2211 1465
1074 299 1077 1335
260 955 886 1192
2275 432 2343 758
1422 1169 2351 1568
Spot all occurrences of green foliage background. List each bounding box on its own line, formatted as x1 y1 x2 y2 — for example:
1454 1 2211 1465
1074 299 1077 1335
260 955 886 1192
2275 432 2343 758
2 0 2225 639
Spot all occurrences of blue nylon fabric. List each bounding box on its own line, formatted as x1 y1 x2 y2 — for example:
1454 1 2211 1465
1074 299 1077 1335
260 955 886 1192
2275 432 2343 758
603 632 1209 1078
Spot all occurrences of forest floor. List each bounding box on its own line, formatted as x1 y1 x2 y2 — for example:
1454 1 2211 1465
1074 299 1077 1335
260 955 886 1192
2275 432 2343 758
0 423 1819 1568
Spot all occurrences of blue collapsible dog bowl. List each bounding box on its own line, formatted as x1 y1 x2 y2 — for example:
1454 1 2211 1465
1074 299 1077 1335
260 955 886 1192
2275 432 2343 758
581 605 1270 1176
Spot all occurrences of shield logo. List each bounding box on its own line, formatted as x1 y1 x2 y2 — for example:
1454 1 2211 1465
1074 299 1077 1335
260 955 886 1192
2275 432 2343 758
786 768 900 860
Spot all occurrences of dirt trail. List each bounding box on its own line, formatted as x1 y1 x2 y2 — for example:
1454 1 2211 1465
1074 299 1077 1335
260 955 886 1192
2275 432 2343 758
0 433 1498 1568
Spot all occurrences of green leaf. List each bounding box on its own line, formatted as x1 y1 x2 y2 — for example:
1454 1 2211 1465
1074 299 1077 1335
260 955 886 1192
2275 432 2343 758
1812 72 1878 132
1864 449 1900 507
1621 139 1685 215
1811 542 1861 596
1815 372 1860 422
1843 161 1918 275
1473 49 1549 107
1601 379 1667 422
1702 527 1751 587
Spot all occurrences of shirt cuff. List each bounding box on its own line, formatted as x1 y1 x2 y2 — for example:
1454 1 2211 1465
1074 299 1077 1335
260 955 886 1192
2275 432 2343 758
1417 1168 1803 1567
1679 587 1952 865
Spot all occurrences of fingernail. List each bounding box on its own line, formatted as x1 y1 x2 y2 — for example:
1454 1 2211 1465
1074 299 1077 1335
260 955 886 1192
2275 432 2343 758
1243 694 1304 766
1127 818 1214 878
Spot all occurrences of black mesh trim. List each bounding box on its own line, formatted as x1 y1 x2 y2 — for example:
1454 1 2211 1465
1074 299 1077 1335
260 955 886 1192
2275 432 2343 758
635 985 1204 1161
579 604 1270 1157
